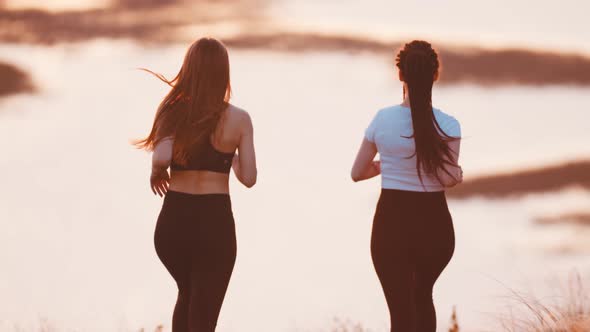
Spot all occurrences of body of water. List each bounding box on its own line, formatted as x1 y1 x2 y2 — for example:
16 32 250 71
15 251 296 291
1 41 589 331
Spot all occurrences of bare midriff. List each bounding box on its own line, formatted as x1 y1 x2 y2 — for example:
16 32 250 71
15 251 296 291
168 170 230 194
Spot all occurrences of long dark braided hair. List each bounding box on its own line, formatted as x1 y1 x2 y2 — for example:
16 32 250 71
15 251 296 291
396 40 459 186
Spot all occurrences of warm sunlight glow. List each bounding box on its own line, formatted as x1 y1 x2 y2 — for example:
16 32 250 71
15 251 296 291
4 0 108 11
1 1 589 330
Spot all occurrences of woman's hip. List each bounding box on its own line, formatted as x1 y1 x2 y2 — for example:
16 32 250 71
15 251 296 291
154 191 236 251
371 188 454 251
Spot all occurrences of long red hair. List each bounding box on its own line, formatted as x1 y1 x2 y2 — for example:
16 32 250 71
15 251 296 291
134 37 231 166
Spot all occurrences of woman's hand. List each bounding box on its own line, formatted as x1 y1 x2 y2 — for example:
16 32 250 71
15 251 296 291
150 136 173 197
351 138 380 182
372 160 381 174
441 138 463 188
441 165 463 188
233 110 257 188
232 153 241 176
150 166 170 197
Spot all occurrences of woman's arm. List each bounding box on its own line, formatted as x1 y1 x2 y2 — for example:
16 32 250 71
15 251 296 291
351 138 380 182
150 136 173 196
440 138 463 187
232 112 257 188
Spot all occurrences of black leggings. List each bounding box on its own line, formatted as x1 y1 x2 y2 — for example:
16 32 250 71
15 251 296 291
371 189 455 332
154 191 237 332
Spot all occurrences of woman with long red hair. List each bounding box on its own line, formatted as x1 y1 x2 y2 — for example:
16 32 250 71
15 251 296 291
351 40 462 332
135 37 257 332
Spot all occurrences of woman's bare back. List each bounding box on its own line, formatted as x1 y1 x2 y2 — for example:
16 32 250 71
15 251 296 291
166 104 256 194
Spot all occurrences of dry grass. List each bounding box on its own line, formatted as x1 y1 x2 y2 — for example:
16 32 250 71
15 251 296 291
6 274 589 332
323 272 589 332
496 272 590 332
138 325 164 332
449 306 460 332
329 318 368 332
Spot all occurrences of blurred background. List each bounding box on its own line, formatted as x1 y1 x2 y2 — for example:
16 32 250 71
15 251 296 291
1 0 589 331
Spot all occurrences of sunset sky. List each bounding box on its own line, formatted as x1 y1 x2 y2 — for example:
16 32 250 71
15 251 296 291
4 0 107 11
4 0 590 54
272 0 590 54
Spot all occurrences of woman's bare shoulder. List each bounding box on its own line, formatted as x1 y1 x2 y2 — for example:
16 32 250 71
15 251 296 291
227 104 252 123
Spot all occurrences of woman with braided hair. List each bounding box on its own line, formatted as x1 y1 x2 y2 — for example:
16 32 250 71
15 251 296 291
351 40 463 332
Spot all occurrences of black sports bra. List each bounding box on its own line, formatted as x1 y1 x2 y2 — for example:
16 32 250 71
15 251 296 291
170 140 235 173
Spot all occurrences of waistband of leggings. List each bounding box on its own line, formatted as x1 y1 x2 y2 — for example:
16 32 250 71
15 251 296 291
165 190 231 201
380 187 446 199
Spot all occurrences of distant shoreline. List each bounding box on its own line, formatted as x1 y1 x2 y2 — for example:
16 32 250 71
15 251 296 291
535 212 590 226
0 62 34 98
2 6 590 86
447 160 590 199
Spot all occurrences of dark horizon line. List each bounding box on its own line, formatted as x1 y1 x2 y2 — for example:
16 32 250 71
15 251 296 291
1 4 589 55
447 159 590 199
0 62 35 98
222 33 590 86
3 3 590 86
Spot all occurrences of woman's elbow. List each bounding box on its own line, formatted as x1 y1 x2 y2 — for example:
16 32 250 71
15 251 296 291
242 172 257 188
244 180 256 188
351 170 362 182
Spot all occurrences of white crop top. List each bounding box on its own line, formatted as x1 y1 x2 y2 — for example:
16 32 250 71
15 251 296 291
365 104 462 192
